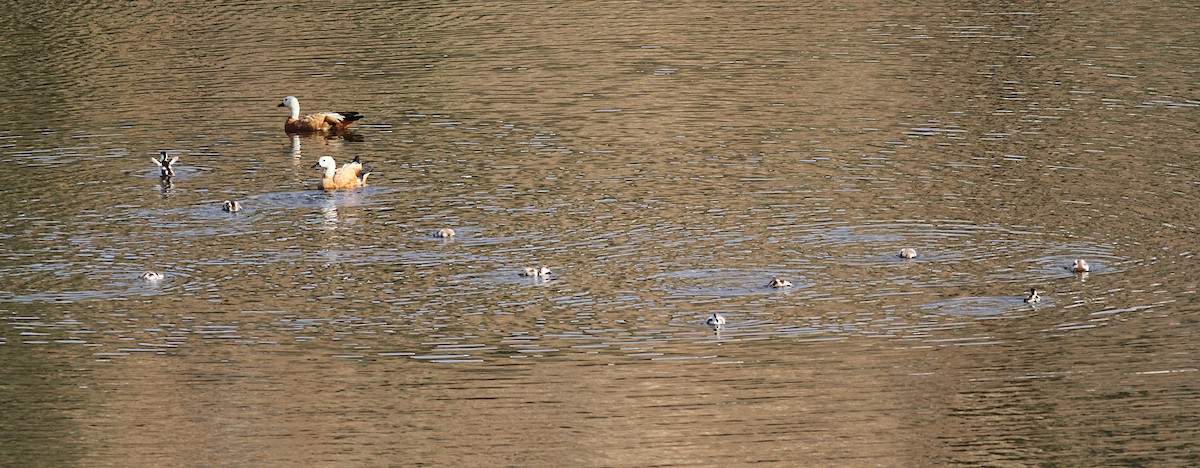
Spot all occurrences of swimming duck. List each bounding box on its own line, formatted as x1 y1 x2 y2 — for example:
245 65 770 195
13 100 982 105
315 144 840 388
899 248 918 259
140 271 165 282
1071 259 1090 273
434 228 456 238
768 277 793 288
278 96 364 134
705 313 726 328
222 200 242 212
151 151 178 177
520 266 552 277
1023 288 1041 303
311 155 371 190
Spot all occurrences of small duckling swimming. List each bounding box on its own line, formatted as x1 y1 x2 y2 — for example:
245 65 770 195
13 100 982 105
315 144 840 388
705 313 726 328
1023 288 1041 303
1071 259 1090 273
434 228 456 238
222 200 242 212
899 248 918 259
520 266 552 277
768 277 793 288
140 271 165 282
151 151 178 178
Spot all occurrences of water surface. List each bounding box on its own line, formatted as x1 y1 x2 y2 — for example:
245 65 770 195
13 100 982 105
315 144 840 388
1 0 1197 466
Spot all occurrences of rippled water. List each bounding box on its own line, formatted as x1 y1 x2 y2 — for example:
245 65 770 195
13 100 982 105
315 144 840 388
1 0 1198 465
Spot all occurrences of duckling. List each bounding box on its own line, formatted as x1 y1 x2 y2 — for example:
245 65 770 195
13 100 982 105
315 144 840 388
311 155 371 190
1071 259 1090 273
278 96 364 134
705 313 726 328
520 266 552 277
899 248 918 259
1023 288 1041 303
767 277 793 288
222 200 242 212
434 228 456 238
140 271 165 282
151 151 178 178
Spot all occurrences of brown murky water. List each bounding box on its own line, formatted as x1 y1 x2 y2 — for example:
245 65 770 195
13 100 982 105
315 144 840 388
1 0 1197 466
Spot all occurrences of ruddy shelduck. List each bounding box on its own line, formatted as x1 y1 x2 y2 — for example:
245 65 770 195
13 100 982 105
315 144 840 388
1071 259 1090 273
899 248 918 259
278 96 364 134
1023 288 1041 303
151 151 178 177
222 200 242 212
311 155 371 190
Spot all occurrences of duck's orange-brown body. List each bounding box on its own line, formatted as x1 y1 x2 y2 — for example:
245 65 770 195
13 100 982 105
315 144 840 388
285 114 359 133
313 155 370 190
279 96 363 135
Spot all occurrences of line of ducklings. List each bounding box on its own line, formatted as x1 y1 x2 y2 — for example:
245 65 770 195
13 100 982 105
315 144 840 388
704 250 1093 331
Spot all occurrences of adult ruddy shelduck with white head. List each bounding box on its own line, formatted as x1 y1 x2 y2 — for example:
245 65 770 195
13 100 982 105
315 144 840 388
311 155 371 190
278 96 364 134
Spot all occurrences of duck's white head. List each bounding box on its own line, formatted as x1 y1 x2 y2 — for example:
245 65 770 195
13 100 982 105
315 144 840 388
278 96 300 119
899 248 918 259
311 156 338 176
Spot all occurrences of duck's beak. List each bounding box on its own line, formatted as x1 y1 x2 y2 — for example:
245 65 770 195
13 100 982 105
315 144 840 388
277 102 286 107
310 161 322 169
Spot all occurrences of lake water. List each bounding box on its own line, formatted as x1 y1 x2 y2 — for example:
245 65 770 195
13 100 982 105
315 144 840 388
1 0 1197 465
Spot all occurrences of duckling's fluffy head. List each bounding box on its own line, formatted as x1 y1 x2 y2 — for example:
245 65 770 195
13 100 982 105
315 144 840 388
899 248 918 259
223 200 241 212
140 271 164 282
435 228 455 238
1071 259 1090 272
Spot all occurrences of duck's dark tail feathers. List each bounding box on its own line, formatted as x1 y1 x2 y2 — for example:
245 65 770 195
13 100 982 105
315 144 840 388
338 111 364 124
